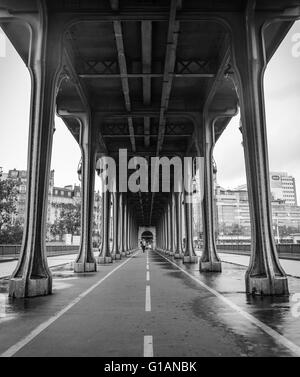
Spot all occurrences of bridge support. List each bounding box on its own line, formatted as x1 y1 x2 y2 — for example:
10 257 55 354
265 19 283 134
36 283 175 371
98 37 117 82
111 191 121 260
119 193 126 257
9 18 63 298
183 159 197 264
74 114 97 273
124 198 130 256
174 192 183 259
232 8 289 295
169 194 175 256
98 190 113 264
200 114 222 272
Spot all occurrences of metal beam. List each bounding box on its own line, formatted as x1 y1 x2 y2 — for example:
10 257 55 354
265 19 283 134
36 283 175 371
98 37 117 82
150 0 181 226
102 134 191 138
110 13 136 152
79 73 215 79
142 20 152 148
186 42 230 155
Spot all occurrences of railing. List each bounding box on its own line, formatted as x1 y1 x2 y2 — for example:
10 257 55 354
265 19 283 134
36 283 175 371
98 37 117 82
0 245 79 260
216 243 300 258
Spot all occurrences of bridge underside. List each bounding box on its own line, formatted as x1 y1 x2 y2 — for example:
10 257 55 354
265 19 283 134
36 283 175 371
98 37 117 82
0 0 299 298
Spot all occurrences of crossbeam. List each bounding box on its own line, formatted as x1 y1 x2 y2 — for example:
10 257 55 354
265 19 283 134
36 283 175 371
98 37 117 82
150 0 181 225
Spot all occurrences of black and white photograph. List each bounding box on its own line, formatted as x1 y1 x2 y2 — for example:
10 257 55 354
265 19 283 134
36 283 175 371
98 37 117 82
0 0 300 363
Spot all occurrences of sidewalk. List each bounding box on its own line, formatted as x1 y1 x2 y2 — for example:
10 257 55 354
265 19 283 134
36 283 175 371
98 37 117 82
218 253 300 278
0 254 78 278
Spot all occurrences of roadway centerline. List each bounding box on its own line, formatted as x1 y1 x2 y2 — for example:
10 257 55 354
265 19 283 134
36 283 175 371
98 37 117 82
145 285 151 312
155 250 300 357
144 335 154 357
146 271 150 281
0 252 138 358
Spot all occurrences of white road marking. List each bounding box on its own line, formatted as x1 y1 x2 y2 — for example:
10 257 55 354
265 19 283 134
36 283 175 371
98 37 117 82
0 253 138 358
145 285 151 312
156 251 300 357
146 264 149 271
144 335 154 357
146 271 150 281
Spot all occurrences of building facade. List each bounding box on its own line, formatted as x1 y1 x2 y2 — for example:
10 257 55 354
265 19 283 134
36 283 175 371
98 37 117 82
1 169 102 243
269 172 297 205
216 185 300 241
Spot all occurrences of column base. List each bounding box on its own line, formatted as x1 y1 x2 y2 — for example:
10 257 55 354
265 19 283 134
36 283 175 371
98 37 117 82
125 251 131 257
97 256 113 264
114 254 121 260
169 251 175 257
199 261 222 272
165 250 170 255
183 256 198 264
174 253 182 259
9 276 52 298
246 275 289 296
74 262 97 273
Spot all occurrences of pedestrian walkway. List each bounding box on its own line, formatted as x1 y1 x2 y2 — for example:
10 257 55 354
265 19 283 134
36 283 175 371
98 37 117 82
218 252 300 278
1 250 300 357
0 254 78 279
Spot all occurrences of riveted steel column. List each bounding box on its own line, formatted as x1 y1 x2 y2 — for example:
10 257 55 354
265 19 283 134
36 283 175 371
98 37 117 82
183 158 197 263
98 177 112 264
9 11 63 298
74 114 97 273
200 114 222 272
232 4 288 295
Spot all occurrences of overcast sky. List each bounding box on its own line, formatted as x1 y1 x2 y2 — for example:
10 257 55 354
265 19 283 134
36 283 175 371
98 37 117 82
0 21 299 199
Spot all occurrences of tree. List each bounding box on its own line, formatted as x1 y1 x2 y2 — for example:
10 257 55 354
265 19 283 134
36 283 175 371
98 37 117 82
0 221 23 244
0 179 19 233
50 202 81 240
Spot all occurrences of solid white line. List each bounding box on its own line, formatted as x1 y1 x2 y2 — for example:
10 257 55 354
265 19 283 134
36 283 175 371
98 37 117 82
146 271 150 281
0 253 137 358
144 335 153 357
145 285 151 312
156 250 300 357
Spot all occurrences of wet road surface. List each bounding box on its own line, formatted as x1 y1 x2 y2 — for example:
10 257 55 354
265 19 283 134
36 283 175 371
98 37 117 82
0 249 300 357
0 254 79 279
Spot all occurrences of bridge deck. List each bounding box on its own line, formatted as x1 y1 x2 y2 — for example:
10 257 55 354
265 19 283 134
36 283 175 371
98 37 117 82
0 250 300 357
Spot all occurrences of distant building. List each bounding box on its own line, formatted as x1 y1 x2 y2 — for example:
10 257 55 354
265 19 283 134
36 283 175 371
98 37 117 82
269 172 297 205
215 185 251 236
235 172 298 206
47 184 81 225
5 168 55 225
2 169 102 243
215 184 300 241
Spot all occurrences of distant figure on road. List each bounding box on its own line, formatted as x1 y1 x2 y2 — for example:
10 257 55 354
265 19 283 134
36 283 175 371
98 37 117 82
140 240 146 253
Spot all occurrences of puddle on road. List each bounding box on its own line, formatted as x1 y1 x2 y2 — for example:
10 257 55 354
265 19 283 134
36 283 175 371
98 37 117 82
0 263 78 324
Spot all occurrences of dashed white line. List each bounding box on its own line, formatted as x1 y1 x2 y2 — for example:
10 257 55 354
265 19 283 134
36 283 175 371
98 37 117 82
144 335 154 357
146 271 150 281
0 253 138 358
156 250 300 357
145 285 151 312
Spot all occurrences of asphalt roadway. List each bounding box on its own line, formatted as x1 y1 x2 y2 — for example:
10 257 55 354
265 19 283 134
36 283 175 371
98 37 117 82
0 249 300 357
